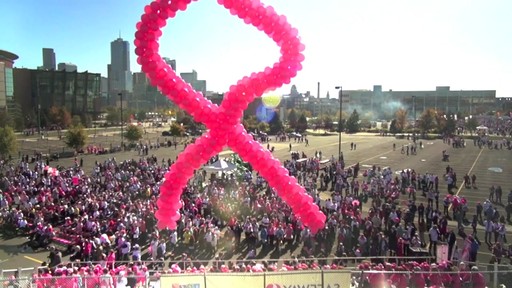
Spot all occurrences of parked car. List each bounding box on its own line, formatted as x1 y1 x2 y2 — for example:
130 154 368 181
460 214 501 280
161 131 171 136
288 132 302 139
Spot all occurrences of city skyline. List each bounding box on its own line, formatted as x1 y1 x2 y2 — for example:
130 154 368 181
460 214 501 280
2 0 511 98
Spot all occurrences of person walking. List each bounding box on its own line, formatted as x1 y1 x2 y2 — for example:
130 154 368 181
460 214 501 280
484 219 494 245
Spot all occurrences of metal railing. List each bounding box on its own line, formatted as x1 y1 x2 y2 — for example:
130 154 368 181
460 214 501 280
1 256 511 288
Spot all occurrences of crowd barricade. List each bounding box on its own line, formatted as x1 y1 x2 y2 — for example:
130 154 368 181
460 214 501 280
0 275 157 288
0 268 510 288
159 270 351 288
159 269 506 288
1 257 512 288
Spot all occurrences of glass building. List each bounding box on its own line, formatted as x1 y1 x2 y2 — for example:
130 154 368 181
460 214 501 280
13 68 102 116
0 49 18 111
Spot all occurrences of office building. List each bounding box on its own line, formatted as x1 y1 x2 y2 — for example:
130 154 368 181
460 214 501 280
343 85 496 119
42 48 56 70
281 85 497 120
163 57 176 71
180 70 206 96
108 37 132 103
57 62 77 72
0 50 18 110
132 72 173 110
13 68 102 117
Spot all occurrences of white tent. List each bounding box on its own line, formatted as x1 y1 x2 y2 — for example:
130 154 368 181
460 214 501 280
203 159 237 173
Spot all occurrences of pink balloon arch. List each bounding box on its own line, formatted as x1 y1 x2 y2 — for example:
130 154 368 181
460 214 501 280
134 0 326 233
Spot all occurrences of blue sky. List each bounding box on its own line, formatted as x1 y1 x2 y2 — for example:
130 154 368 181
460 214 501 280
2 0 511 98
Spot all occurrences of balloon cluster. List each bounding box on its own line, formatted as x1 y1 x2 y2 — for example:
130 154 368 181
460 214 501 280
134 0 326 233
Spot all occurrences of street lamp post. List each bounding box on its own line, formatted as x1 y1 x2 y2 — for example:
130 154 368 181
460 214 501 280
36 78 41 135
412 96 416 130
37 104 41 136
119 92 124 148
335 86 343 162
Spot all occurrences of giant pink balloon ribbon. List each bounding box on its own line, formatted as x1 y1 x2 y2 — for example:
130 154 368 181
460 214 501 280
134 0 326 233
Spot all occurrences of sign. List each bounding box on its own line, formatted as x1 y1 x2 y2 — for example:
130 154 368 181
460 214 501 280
206 273 263 288
266 271 324 288
437 242 449 262
160 275 204 288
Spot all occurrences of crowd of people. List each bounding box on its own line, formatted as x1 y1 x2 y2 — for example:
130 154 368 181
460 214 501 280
0 132 508 287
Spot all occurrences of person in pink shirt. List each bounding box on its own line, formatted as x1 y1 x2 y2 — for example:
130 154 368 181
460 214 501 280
470 266 487 288
409 266 426 288
389 266 408 288
450 266 463 288
428 264 444 287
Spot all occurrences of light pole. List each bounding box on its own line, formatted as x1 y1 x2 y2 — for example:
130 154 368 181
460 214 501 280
119 92 124 148
37 78 41 135
412 95 416 131
335 86 342 161
37 104 41 136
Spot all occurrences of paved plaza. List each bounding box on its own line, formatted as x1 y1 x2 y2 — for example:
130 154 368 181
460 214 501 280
1 130 511 271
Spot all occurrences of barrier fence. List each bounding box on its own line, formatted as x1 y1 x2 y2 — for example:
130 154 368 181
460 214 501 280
1 264 511 288
158 268 510 288
0 256 435 279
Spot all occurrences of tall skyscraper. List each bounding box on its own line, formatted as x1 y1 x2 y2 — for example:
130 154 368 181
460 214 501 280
42 48 56 70
108 37 132 94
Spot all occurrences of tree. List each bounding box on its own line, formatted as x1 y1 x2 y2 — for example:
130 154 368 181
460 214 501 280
296 109 312 119
65 124 87 151
287 109 298 129
335 110 349 132
169 122 185 137
105 107 131 125
445 116 456 135
48 106 72 128
72 115 82 126
360 119 372 130
465 117 478 135
437 114 456 135
242 115 259 133
136 111 147 122
179 115 198 132
417 108 437 133
268 114 284 134
296 114 308 132
0 126 17 159
257 122 270 133
0 105 25 131
395 108 408 132
389 119 400 135
346 109 360 133
323 116 333 130
124 125 143 143
106 108 121 125
80 114 93 128
0 110 15 128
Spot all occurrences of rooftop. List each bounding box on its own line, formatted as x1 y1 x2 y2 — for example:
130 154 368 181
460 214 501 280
0 49 19 63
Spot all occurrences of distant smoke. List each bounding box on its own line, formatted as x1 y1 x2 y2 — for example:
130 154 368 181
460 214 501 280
344 100 406 121
381 101 406 119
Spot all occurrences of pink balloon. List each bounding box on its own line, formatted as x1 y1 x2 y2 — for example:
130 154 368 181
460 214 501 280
135 0 323 232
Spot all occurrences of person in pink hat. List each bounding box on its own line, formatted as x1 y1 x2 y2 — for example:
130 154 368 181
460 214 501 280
409 266 426 288
389 266 408 288
428 264 443 287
